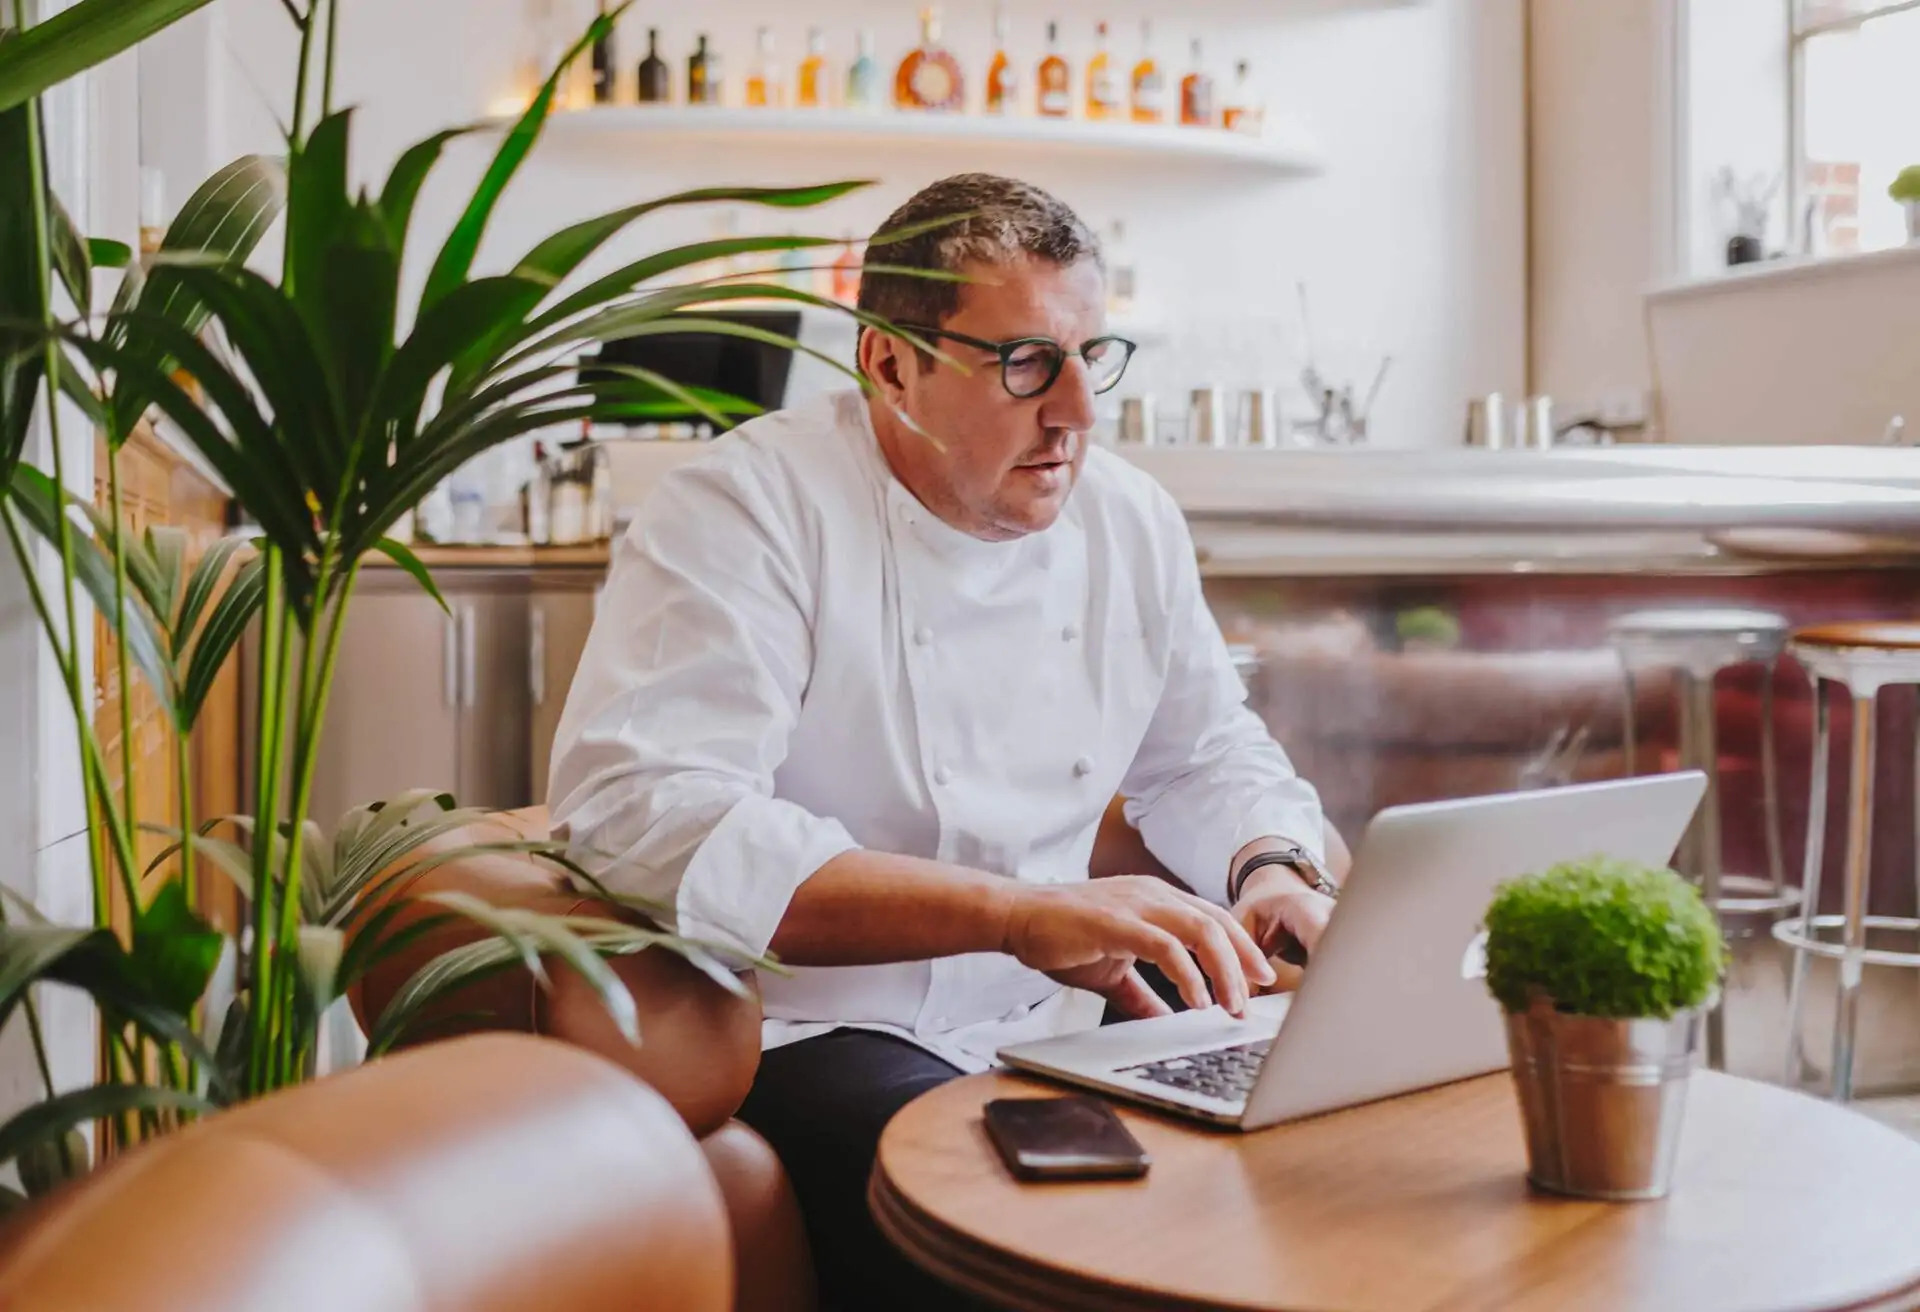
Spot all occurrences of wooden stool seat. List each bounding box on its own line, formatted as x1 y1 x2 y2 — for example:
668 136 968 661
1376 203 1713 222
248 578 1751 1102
1793 620 1920 652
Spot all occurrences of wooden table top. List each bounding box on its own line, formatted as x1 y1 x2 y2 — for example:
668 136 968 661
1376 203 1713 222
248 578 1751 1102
871 1070 1920 1312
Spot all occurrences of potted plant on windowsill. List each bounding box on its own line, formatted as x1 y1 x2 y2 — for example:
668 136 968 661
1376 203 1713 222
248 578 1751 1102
1484 856 1726 1201
1889 166 1920 243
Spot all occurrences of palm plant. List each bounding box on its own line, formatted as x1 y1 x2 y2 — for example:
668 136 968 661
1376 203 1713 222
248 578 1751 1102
0 0 932 1192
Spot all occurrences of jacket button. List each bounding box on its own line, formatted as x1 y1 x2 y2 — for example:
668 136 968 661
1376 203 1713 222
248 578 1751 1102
1062 622 1081 642
934 765 953 786
1073 756 1094 778
914 625 933 646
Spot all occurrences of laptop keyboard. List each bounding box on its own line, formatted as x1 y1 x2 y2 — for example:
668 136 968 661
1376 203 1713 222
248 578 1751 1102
1117 1039 1273 1104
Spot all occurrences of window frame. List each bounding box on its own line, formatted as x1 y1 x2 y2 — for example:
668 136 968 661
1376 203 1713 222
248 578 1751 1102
1789 0 1920 255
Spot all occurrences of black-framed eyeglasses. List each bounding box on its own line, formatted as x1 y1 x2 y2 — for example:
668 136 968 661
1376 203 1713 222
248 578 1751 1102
904 327 1138 399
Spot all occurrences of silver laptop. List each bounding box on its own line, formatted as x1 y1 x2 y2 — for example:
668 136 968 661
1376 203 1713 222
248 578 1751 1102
998 773 1707 1130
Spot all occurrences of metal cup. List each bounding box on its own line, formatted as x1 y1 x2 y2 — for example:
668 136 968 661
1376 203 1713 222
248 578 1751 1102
1464 392 1511 449
1233 389 1279 448
1188 388 1226 448
1118 396 1157 446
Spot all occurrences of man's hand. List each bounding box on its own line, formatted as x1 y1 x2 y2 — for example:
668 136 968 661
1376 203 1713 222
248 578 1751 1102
1232 864 1336 994
1000 876 1277 1020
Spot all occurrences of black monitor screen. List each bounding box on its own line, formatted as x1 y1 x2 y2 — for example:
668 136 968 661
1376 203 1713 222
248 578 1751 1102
584 309 803 431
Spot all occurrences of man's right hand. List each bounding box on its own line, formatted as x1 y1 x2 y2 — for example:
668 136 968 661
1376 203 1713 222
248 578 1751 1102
999 876 1277 1020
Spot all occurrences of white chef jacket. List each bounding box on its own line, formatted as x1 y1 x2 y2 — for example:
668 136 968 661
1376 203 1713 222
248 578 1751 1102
547 390 1325 1072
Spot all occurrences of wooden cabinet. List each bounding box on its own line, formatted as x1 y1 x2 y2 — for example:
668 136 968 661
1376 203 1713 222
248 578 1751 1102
529 575 600 806
290 563 603 829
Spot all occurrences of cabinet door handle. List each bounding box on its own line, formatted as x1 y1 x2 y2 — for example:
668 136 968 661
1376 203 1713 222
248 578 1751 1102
443 610 458 708
530 602 547 706
460 603 477 709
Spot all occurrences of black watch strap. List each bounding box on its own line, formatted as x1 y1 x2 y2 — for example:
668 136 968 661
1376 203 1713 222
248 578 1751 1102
1229 847 1338 904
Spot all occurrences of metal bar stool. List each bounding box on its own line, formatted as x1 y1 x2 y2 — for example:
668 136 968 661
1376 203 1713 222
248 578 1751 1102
1609 608 1799 1071
1775 621 1920 1102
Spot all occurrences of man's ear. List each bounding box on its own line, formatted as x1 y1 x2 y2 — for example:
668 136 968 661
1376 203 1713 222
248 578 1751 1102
859 328 909 400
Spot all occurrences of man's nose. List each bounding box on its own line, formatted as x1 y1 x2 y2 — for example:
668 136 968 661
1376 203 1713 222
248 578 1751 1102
1040 354 1099 433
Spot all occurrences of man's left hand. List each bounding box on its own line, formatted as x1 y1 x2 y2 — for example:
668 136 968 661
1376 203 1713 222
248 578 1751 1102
1231 865 1335 994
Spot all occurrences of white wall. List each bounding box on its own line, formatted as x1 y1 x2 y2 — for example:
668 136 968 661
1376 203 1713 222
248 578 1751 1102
158 0 1523 449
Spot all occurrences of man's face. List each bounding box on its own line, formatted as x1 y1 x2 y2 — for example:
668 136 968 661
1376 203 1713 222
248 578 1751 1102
870 254 1106 542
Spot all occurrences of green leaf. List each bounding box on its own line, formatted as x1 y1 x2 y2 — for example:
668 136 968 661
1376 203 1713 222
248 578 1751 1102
368 936 524 1055
55 349 106 427
377 125 478 259
0 924 111 1034
0 93 46 482
285 108 355 314
372 537 447 614
0 0 221 113
376 274 555 431
16 1130 89 1198
428 891 638 1043
174 534 246 655
87 237 133 269
145 523 187 621
10 464 177 712
179 552 261 722
419 5 626 312
0 1084 210 1171
48 192 90 318
129 878 223 1018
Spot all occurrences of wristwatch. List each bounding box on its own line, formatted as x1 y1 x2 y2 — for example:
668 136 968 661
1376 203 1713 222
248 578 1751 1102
1229 846 1340 904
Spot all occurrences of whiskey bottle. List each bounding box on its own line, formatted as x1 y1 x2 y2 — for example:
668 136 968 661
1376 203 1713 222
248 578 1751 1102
895 7 965 112
590 0 617 104
831 237 862 304
847 30 881 110
1180 38 1215 127
1086 21 1119 121
1037 21 1072 118
637 27 670 103
746 26 784 107
689 33 721 105
1131 21 1165 124
1222 59 1262 134
985 5 1018 115
798 27 829 108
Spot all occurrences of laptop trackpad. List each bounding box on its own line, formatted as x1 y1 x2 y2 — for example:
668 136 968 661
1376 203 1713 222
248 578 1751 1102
1002 995 1292 1072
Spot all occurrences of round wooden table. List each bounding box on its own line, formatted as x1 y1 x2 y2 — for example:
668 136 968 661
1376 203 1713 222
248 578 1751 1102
870 1070 1920 1311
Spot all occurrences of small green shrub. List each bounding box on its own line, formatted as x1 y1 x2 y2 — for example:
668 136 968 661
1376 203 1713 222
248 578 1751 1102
1483 856 1725 1019
1890 165 1920 203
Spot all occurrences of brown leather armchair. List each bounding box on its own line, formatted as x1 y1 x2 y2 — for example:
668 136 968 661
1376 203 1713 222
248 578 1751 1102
0 1034 733 1312
346 809 815 1312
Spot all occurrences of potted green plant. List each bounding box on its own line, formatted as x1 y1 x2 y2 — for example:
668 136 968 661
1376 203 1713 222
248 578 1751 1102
1889 166 1920 243
1483 856 1726 1200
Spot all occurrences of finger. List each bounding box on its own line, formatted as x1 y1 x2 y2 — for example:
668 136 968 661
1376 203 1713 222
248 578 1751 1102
1102 968 1173 1020
1167 907 1251 1017
1119 921 1213 1013
1261 958 1307 995
1193 895 1277 988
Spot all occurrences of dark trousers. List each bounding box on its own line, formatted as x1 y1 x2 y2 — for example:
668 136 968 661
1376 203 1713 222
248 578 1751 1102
737 1029 984 1311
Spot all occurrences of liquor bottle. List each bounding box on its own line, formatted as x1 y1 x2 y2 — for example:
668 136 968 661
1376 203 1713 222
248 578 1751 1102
1105 219 1137 316
895 7 965 112
797 27 829 108
985 5 1018 115
1131 20 1165 124
1222 59 1262 134
689 33 721 105
831 237 862 304
637 27 670 103
1180 38 1215 127
847 30 881 110
590 0 617 104
746 26 784 107
1086 21 1119 121
1037 21 1072 118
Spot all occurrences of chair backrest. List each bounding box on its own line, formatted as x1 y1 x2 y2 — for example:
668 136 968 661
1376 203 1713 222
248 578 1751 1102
0 1035 733 1312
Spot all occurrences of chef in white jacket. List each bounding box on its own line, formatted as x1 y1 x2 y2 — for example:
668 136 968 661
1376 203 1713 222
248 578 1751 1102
549 173 1339 1310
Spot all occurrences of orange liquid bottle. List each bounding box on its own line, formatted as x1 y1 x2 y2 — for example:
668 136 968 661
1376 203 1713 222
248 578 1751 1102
745 26 782 107
831 239 862 304
1086 21 1119 120
1131 20 1166 124
797 27 828 107
985 6 1018 114
1180 37 1215 127
895 6 965 111
1037 21 1072 118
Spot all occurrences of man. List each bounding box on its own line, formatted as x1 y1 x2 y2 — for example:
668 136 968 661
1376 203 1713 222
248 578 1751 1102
549 174 1340 1309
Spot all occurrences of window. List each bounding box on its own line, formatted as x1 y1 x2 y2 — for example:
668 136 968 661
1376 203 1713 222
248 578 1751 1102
1795 0 1920 255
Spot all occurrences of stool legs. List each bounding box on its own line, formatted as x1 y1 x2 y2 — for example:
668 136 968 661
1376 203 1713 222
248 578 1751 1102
1676 669 1728 1069
1833 690 1878 1103
1761 659 1787 902
1783 682 1831 1087
1620 668 1638 776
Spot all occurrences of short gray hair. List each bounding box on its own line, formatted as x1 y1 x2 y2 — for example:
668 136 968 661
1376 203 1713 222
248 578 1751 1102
857 173 1102 329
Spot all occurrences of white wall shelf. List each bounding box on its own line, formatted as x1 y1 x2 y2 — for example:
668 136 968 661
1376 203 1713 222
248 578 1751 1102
520 105 1324 176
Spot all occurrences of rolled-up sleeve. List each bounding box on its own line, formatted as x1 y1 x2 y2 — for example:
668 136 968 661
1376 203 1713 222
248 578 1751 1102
546 450 857 959
1120 495 1325 905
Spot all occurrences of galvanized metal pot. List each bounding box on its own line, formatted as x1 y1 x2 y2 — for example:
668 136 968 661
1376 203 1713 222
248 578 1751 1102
1504 995 1702 1200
